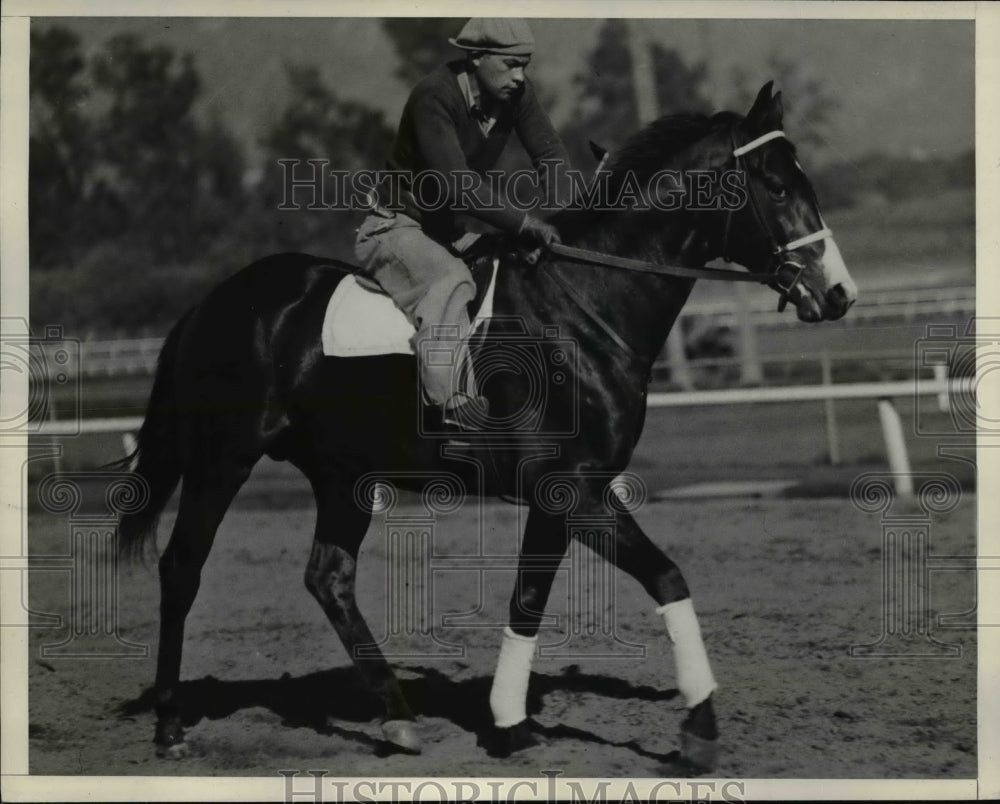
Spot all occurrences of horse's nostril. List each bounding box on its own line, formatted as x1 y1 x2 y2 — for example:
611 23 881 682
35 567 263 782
831 282 857 306
829 283 856 309
822 284 854 320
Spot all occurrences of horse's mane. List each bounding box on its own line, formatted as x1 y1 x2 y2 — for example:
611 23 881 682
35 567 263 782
604 111 741 185
552 111 742 238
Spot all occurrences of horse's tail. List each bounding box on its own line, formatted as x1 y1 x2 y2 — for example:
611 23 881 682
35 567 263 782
117 309 192 563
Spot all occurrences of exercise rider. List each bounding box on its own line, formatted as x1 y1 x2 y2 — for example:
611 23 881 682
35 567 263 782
354 18 569 426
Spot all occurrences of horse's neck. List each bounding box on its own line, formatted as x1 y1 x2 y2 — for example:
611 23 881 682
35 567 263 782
551 210 711 367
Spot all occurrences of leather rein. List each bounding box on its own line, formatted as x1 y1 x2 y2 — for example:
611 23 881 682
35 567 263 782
543 128 833 364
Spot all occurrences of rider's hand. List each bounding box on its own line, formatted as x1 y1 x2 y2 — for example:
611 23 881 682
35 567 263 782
518 214 562 249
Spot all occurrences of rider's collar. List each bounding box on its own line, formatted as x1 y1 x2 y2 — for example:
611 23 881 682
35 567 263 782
457 67 497 136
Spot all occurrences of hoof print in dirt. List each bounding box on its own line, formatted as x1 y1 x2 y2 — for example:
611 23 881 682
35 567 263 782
478 719 540 758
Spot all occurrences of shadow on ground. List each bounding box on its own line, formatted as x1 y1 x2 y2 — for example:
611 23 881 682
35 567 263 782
120 664 680 760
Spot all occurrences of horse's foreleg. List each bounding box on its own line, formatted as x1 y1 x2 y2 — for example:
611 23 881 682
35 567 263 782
585 509 718 773
304 480 419 754
481 506 568 757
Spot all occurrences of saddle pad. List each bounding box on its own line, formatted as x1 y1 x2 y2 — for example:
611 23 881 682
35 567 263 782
322 261 498 357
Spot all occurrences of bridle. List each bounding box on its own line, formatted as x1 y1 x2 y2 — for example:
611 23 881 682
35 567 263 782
720 129 832 312
543 124 835 362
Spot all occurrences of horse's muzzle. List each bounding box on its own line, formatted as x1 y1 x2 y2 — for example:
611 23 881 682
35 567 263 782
824 283 856 321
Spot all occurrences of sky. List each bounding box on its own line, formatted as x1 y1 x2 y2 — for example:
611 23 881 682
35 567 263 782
41 16 974 166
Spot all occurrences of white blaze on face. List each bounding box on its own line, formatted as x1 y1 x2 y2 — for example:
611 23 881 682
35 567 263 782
790 155 858 305
821 236 857 303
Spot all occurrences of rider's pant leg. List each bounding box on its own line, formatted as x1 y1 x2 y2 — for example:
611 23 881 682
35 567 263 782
354 213 476 405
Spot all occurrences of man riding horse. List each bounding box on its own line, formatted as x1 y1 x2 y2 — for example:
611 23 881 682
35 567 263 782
354 18 568 427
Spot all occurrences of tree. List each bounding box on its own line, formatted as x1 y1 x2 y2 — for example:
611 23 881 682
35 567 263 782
381 19 464 84
264 63 393 172
652 43 711 117
30 26 252 334
90 34 208 255
29 27 96 266
729 53 837 155
560 20 710 171
260 63 394 257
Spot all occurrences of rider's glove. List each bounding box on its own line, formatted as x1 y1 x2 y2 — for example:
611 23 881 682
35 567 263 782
518 214 562 249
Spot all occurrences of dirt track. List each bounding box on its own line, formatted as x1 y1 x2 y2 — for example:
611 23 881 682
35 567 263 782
27 487 976 780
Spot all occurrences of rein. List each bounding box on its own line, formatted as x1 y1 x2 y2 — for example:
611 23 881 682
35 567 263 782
543 127 833 363
548 243 770 285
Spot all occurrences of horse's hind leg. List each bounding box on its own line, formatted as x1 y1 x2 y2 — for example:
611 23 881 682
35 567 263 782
303 476 420 754
154 460 255 758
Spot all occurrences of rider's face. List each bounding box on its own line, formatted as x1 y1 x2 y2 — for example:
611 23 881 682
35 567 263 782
471 54 530 102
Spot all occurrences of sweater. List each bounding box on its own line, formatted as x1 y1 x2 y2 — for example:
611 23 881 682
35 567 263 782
383 60 570 242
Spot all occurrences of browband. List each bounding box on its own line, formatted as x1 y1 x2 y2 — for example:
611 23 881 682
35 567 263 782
732 130 786 157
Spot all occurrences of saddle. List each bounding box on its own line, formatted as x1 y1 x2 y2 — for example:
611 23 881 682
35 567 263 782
322 235 506 358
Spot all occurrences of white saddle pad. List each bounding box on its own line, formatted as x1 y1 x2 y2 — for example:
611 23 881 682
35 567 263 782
322 261 498 357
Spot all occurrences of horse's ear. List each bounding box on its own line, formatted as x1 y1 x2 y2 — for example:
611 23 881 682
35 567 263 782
769 90 785 128
745 81 782 132
746 81 773 119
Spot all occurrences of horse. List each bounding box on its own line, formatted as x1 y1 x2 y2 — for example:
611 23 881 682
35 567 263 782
119 82 857 773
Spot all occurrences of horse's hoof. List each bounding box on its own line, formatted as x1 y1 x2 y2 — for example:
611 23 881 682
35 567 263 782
478 719 540 758
381 719 422 754
154 718 187 760
678 729 718 773
155 741 189 760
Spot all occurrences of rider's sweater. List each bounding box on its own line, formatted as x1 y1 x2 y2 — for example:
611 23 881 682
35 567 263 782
383 60 571 243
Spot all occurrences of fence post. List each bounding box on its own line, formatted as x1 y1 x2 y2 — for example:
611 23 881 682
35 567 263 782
735 282 763 385
877 398 913 497
665 327 694 391
934 363 950 412
821 349 840 465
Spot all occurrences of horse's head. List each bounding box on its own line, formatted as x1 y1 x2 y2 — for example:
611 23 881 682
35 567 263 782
720 82 857 322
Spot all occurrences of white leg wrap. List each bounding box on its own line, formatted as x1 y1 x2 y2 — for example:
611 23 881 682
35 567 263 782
489 626 538 728
656 598 717 708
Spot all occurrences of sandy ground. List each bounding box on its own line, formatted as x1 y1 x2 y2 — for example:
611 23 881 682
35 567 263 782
26 487 976 780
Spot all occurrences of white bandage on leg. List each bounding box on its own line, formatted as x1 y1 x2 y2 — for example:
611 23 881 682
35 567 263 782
656 598 718 708
488 626 538 728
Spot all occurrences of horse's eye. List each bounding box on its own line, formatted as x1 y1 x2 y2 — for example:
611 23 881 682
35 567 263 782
767 181 787 200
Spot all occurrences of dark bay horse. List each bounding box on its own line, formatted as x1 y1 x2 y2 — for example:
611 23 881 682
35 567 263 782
120 83 857 772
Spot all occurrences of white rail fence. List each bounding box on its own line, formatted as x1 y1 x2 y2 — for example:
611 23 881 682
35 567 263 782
67 284 974 379
682 283 974 327
36 376 974 499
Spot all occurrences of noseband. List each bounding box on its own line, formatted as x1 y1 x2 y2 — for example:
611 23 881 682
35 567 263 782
721 129 832 312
